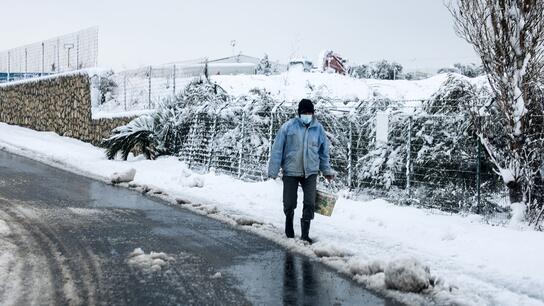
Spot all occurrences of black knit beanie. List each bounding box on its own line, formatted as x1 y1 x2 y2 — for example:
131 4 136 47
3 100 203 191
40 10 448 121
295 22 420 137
298 99 314 115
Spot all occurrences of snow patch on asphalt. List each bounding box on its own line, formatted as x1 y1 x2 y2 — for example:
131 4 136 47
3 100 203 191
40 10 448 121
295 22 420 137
0 220 10 236
127 248 174 273
211 272 222 279
67 208 104 216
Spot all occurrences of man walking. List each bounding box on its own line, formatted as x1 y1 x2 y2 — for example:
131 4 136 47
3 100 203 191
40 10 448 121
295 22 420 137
268 99 335 244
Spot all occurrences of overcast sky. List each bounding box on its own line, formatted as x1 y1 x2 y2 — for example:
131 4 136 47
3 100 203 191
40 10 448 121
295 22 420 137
1 0 480 71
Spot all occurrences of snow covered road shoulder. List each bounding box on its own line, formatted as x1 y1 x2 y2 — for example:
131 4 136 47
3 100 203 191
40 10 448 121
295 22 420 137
0 122 543 306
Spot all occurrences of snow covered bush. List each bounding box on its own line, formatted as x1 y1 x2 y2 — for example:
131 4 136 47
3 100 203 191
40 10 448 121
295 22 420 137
453 63 483 78
355 75 504 213
354 99 406 190
256 54 272 75
350 60 403 80
210 88 280 178
437 63 483 78
102 115 159 160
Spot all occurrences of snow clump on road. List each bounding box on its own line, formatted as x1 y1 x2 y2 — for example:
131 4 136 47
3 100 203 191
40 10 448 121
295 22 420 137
127 248 174 273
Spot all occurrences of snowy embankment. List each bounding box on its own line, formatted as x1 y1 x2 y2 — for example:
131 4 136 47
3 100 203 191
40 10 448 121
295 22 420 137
0 122 542 305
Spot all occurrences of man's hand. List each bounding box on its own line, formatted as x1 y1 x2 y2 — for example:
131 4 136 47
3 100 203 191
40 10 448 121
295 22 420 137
325 175 334 181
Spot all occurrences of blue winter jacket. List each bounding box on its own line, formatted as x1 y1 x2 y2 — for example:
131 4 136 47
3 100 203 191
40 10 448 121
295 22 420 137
268 117 334 178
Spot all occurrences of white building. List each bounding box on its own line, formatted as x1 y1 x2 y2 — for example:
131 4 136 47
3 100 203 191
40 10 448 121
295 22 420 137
168 54 286 77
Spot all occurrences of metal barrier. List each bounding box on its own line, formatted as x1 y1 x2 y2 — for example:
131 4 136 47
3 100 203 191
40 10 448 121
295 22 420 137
0 27 98 83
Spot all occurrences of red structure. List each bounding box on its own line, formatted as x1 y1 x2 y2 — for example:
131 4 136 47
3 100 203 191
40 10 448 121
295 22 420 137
322 51 347 75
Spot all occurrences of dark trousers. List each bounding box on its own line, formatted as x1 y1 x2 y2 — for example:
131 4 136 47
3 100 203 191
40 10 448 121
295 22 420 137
282 175 317 221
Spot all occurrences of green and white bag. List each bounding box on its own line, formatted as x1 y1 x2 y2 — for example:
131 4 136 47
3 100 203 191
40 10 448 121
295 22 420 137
315 179 338 217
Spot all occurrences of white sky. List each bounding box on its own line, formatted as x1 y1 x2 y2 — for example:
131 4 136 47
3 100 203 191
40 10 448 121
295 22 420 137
0 0 480 72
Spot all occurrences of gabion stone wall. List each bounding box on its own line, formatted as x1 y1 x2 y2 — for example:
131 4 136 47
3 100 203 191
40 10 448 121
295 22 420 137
0 73 130 145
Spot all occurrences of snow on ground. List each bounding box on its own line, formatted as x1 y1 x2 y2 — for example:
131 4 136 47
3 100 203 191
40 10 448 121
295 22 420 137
0 211 21 305
211 71 454 102
0 122 543 305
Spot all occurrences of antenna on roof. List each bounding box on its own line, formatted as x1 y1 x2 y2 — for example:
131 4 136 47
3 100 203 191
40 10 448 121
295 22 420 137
230 40 237 56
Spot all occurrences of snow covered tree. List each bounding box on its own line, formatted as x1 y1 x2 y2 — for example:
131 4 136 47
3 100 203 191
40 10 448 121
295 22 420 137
449 0 544 220
453 63 484 78
350 65 370 79
256 54 272 75
350 61 403 80
438 63 484 77
371 60 403 80
437 67 461 75
103 78 229 160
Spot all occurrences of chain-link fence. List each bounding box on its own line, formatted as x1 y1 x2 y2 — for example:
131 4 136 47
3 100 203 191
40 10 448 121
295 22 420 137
166 98 541 214
0 27 98 83
97 63 216 111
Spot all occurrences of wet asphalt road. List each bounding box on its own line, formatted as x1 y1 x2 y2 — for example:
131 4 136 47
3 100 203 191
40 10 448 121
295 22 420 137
0 150 400 306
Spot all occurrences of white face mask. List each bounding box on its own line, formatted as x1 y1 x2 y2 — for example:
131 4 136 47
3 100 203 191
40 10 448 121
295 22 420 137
300 114 313 124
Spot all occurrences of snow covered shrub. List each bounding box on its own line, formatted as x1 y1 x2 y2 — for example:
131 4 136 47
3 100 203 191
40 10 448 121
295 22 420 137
409 76 503 211
349 60 404 80
102 115 159 160
209 88 278 178
311 97 353 185
98 71 118 104
354 75 504 213
349 64 370 79
103 78 229 160
157 78 229 156
437 63 483 78
354 99 406 189
453 63 483 78
256 54 272 75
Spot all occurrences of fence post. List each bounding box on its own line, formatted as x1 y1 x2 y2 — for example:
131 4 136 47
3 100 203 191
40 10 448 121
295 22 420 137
207 114 218 171
188 115 199 168
148 66 152 109
76 35 80 69
57 38 60 73
41 43 45 76
172 64 176 98
123 74 127 111
7 51 10 82
347 119 353 189
406 116 412 198
267 110 275 161
238 111 246 178
24 48 28 78
476 115 481 211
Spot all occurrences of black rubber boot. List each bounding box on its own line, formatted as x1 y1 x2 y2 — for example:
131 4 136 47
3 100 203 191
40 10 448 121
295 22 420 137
285 213 294 238
301 219 313 244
